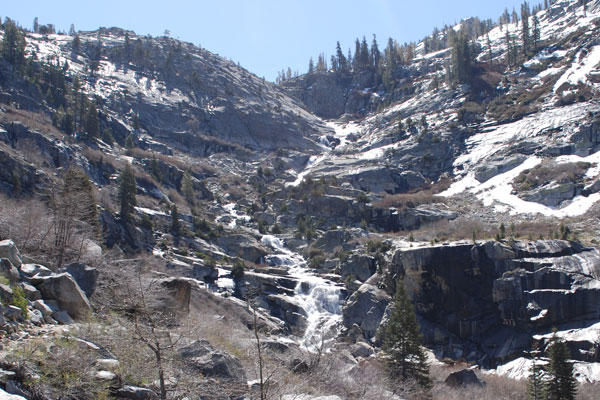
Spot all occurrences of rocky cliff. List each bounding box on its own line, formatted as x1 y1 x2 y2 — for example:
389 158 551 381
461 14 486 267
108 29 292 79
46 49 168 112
342 239 600 367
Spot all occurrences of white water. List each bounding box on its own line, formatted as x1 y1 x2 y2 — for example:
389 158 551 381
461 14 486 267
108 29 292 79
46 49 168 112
261 235 343 349
215 203 251 228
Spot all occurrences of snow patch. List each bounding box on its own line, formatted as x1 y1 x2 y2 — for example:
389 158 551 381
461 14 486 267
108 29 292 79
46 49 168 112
554 45 600 92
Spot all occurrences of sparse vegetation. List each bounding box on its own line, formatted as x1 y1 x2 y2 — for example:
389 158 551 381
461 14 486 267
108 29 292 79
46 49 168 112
514 161 591 192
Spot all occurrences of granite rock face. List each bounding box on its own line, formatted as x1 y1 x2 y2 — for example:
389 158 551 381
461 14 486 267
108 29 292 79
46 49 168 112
343 240 600 366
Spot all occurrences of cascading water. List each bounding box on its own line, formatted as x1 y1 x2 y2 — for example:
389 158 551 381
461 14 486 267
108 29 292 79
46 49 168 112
261 235 343 349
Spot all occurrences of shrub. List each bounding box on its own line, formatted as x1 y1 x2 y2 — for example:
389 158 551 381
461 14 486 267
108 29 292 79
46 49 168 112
231 261 245 281
513 161 591 191
373 192 445 210
11 285 28 319
355 192 370 203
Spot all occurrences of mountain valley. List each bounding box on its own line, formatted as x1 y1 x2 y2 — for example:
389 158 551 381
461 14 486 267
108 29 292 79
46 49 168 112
0 1 600 399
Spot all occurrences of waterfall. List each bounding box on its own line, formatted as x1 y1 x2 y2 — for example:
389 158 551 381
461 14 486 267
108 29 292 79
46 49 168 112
261 235 343 349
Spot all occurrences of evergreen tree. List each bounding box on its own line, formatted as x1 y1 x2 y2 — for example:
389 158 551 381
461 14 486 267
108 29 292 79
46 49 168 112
527 343 545 400
347 48 353 68
88 42 102 76
505 31 516 68
335 41 347 72
512 8 519 23
170 204 180 235
545 334 578 400
450 30 473 83
1 19 26 67
181 171 194 204
316 53 327 72
33 17 39 33
360 36 370 69
386 37 397 69
71 35 81 55
118 164 137 220
353 38 361 71
533 15 540 53
69 24 76 36
125 134 136 149
521 2 531 58
330 55 338 72
383 280 430 387
123 32 131 63
370 34 381 68
83 103 100 140
308 57 314 74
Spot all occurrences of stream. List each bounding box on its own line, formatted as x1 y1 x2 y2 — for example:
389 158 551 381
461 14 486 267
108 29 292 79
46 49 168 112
261 235 343 349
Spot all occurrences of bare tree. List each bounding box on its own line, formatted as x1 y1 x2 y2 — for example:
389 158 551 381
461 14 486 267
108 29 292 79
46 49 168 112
125 274 183 400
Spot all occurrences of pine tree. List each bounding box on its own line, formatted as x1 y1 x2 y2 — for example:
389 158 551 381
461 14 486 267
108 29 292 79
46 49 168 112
1 19 26 67
308 57 314 74
118 164 137 220
371 34 381 68
330 55 338 72
335 41 347 72
33 17 39 33
360 36 370 69
71 35 81 55
383 280 430 387
181 171 194 204
527 343 545 400
83 103 100 140
170 204 180 235
386 37 397 69
450 30 473 83
521 2 531 58
533 16 540 53
353 38 361 71
545 334 578 400
125 134 135 149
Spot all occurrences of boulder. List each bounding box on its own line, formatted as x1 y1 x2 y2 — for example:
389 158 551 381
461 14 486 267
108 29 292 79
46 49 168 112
351 342 375 359
32 299 55 318
0 387 27 400
215 234 268 263
474 155 526 183
282 395 343 400
0 240 22 269
192 263 218 282
266 294 307 333
444 369 485 387
20 282 41 301
19 264 52 279
0 259 19 282
178 340 247 381
52 311 75 325
520 182 581 207
34 273 91 319
342 283 390 340
116 386 158 400
3 381 28 400
155 277 192 315
0 284 13 304
63 263 99 298
4 305 23 321
338 254 377 282
94 370 117 382
29 309 43 325
96 359 120 370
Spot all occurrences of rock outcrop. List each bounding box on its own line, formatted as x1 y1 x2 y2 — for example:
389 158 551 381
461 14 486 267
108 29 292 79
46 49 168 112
178 340 247 381
33 273 92 319
343 240 600 366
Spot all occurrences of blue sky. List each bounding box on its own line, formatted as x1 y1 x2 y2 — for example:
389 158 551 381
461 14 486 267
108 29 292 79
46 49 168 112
3 0 538 81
